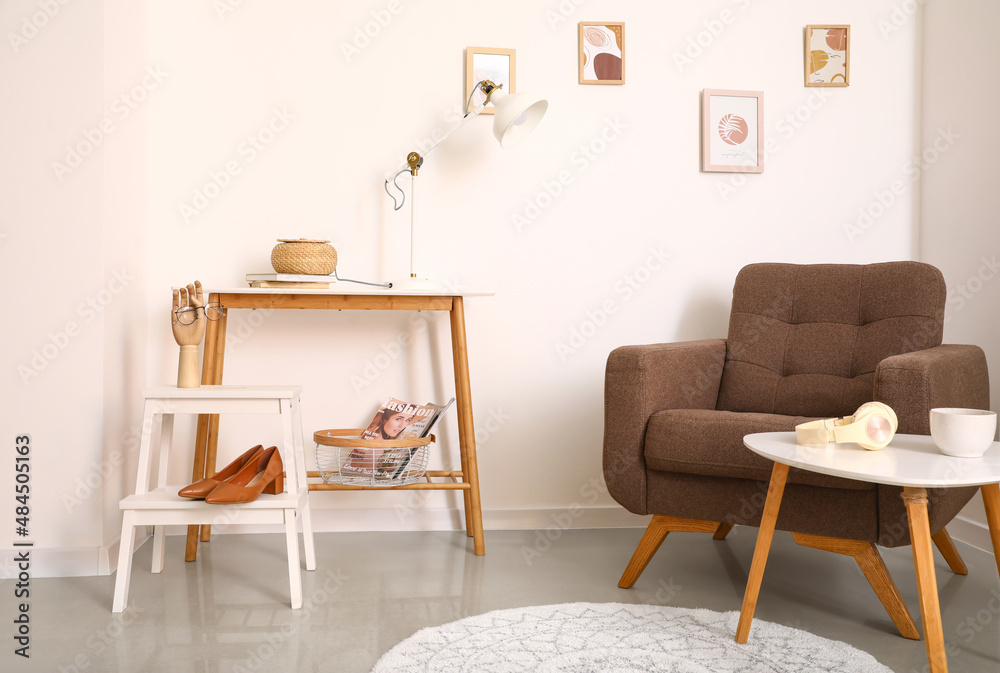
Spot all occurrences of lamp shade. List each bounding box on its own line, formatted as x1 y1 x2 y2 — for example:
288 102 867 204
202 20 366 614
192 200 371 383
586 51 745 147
490 88 548 148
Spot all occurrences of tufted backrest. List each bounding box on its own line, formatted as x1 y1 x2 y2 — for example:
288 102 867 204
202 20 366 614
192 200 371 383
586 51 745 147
716 262 945 417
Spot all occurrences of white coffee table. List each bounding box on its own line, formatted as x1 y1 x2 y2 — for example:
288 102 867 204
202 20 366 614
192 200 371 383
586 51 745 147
737 432 1000 673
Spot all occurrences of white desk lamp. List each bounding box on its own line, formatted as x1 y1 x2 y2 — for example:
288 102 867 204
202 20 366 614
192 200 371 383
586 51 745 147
384 80 548 291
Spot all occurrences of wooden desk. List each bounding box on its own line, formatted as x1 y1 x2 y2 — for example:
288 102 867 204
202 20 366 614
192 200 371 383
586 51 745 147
187 287 492 561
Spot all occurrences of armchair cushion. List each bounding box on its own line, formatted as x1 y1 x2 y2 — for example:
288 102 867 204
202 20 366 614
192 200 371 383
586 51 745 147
644 409 876 490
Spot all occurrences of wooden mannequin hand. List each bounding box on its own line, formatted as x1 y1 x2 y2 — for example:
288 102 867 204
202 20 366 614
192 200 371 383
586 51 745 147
172 280 207 347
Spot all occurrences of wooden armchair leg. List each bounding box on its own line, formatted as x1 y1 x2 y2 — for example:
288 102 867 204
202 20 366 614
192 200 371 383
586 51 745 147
713 522 735 540
618 515 721 588
931 527 968 575
792 532 920 641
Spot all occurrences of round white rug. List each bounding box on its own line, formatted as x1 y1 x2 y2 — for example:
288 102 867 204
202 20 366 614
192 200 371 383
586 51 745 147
371 602 892 672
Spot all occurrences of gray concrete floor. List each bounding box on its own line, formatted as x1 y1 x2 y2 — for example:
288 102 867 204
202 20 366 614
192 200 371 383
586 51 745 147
8 527 1000 672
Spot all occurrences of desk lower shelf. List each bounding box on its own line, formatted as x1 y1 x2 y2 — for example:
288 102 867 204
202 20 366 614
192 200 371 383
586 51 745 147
306 470 472 491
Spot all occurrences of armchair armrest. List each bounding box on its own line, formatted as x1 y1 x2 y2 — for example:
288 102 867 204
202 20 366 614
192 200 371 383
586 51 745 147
603 339 727 514
874 344 990 435
874 344 989 546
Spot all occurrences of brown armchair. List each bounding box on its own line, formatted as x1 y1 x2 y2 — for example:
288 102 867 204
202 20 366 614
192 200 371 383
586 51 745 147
603 262 990 638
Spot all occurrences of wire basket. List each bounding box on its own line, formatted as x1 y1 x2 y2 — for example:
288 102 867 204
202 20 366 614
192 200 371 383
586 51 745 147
313 428 433 487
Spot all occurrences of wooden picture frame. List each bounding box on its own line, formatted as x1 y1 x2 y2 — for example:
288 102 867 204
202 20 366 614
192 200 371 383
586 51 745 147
466 47 516 115
579 22 625 85
701 89 764 173
805 25 849 87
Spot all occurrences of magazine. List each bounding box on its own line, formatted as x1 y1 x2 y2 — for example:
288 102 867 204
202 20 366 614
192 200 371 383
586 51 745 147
341 397 453 479
360 397 441 441
376 398 455 480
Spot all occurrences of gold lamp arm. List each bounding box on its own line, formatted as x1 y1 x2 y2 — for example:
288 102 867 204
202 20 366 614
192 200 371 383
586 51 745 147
474 79 502 110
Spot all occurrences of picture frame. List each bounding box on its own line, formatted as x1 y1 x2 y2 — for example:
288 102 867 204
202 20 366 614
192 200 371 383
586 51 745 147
579 22 625 85
701 89 764 174
805 25 849 87
466 47 516 115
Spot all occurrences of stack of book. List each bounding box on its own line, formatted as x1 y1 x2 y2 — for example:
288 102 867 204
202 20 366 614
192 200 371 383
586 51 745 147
245 273 335 289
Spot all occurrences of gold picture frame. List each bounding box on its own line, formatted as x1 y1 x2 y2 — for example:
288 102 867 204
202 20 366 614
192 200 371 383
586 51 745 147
579 22 625 85
805 25 850 87
465 47 516 115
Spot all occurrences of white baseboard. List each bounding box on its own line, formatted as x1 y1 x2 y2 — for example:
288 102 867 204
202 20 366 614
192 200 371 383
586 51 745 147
946 513 994 553
0 546 104 579
484 506 652 531
151 505 652 537
22 507 993 579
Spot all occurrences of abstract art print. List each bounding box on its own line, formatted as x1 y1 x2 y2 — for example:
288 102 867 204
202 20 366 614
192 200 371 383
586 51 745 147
701 89 764 173
805 25 849 86
466 47 515 115
579 22 624 85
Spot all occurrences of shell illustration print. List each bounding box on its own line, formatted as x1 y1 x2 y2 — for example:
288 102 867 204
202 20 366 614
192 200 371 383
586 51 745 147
718 114 749 145
580 23 623 82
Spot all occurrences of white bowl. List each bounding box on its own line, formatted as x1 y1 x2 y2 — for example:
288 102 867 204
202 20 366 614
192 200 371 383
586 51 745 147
929 408 997 458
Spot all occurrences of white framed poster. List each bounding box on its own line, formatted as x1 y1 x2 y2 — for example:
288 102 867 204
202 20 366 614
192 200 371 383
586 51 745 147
701 89 764 173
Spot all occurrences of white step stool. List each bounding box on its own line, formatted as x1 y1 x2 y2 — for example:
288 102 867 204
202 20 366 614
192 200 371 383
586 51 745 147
113 385 316 612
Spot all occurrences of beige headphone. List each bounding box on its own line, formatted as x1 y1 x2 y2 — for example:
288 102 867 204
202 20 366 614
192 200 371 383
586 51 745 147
795 402 898 451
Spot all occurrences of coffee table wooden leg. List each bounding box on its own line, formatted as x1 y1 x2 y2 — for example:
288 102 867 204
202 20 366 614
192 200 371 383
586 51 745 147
903 487 948 673
736 461 789 644
981 483 1000 580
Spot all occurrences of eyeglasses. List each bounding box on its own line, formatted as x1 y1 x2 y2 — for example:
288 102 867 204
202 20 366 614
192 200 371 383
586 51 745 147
173 302 225 326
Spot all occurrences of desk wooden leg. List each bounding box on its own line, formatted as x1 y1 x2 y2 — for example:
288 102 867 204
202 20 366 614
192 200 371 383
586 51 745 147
904 487 948 673
449 302 473 538
186 297 228 561
186 412 212 561
450 297 485 555
199 414 222 543
981 483 1000 580
736 461 789 644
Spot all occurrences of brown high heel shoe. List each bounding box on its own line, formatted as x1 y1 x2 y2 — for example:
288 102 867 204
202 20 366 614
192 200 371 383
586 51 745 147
178 445 263 499
204 446 284 504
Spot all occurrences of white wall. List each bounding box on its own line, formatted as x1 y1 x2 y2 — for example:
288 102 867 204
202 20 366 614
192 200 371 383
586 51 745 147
919 0 1000 549
142 0 917 532
1 1 108 577
0 0 148 578
3 0 940 577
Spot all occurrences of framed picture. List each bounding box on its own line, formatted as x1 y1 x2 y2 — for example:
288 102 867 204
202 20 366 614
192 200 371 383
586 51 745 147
701 89 764 173
805 25 849 87
466 47 515 115
579 22 624 85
